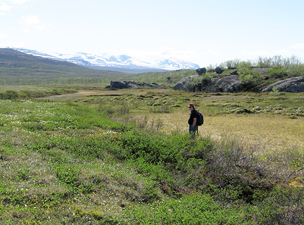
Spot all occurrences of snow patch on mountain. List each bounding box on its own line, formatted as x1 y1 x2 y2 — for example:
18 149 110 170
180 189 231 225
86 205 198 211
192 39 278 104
13 48 200 71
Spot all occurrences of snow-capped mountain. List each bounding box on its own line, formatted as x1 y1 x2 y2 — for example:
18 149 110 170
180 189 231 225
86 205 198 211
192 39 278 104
13 48 200 71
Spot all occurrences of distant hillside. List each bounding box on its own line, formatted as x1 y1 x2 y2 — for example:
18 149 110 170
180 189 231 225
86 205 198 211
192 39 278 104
117 69 197 86
0 48 126 85
86 65 167 74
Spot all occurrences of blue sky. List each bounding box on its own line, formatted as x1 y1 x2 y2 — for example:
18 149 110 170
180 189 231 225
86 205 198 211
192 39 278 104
0 0 303 67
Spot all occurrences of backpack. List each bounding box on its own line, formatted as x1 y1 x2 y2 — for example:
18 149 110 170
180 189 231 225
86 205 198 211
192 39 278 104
197 111 204 126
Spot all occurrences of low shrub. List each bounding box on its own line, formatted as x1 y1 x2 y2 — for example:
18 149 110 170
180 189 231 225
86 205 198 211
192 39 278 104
266 66 288 79
237 62 263 89
287 64 304 78
124 193 252 224
0 90 18 99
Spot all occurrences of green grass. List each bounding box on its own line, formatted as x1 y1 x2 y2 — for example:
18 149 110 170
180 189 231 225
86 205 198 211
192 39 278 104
0 91 304 224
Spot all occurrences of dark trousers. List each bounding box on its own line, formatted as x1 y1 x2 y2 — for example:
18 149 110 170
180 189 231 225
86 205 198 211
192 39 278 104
189 125 198 134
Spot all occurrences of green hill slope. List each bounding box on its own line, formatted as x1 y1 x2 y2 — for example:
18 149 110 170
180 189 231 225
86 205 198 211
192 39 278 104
0 48 126 85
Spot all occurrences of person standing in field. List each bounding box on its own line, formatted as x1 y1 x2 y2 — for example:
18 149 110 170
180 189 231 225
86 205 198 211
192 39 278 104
188 103 199 135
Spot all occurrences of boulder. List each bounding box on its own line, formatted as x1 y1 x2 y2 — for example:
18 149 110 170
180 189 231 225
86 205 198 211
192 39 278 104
215 75 243 92
110 81 162 89
196 68 207 75
110 81 128 89
172 75 198 91
127 83 141 89
262 77 304 92
253 68 270 75
215 67 224 74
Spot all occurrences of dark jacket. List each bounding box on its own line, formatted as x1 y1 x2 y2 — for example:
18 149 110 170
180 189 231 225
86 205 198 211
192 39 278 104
188 109 199 125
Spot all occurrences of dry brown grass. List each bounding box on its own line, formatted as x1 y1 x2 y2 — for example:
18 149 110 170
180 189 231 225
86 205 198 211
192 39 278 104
138 111 304 155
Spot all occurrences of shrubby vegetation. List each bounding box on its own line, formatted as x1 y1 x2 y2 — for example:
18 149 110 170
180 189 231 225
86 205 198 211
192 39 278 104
193 55 304 91
217 55 303 71
236 62 263 89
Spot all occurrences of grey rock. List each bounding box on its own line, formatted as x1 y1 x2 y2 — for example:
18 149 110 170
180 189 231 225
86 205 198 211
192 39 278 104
173 75 243 92
127 83 141 89
253 68 270 74
262 77 304 92
110 80 162 89
172 75 198 91
199 85 219 92
215 75 243 92
110 81 128 89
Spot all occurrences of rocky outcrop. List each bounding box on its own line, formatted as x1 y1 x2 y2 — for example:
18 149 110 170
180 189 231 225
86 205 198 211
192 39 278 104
110 81 129 89
110 81 163 89
172 75 198 91
173 75 243 92
262 77 304 92
214 75 243 92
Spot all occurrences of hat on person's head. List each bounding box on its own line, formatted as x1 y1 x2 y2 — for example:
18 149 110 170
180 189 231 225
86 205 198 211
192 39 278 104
188 103 194 108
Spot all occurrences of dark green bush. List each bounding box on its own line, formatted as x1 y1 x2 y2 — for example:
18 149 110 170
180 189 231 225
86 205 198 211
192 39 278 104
287 64 304 78
0 90 18 99
266 66 288 79
237 62 262 88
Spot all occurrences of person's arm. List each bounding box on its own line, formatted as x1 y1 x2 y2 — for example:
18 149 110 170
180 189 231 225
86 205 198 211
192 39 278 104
192 118 197 127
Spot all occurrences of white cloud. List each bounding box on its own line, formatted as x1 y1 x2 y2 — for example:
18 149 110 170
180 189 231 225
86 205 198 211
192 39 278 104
10 0 30 4
274 49 290 55
0 33 7 38
290 43 304 49
20 15 45 29
0 3 12 11
201 50 220 56
241 50 270 56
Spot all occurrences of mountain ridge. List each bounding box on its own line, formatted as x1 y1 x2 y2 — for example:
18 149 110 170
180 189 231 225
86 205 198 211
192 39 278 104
0 48 127 85
13 48 200 73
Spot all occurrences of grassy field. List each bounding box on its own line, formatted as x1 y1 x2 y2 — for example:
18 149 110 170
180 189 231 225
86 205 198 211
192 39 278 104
70 89 304 153
0 87 304 224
